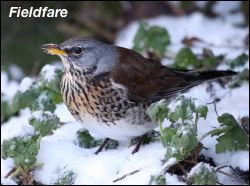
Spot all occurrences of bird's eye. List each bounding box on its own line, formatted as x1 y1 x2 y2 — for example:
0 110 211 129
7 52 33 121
73 47 83 55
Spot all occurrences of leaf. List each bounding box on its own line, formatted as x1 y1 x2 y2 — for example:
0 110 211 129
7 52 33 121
1 134 40 166
1 93 15 122
146 99 168 123
195 105 209 119
227 53 248 69
172 47 225 71
76 129 102 148
167 95 208 123
149 175 166 185
38 65 63 93
105 139 119 150
162 124 199 161
133 21 171 58
10 65 63 113
229 68 249 88
187 163 217 185
212 113 249 153
11 88 39 113
167 95 195 123
29 111 60 137
54 170 76 185
174 47 198 70
199 48 225 70
147 26 171 58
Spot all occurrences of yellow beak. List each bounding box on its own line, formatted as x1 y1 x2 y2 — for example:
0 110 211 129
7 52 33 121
41 44 67 55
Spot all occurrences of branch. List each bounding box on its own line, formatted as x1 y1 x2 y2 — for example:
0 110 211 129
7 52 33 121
113 169 140 182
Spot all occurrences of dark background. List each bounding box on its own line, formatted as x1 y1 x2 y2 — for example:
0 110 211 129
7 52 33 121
1 1 249 77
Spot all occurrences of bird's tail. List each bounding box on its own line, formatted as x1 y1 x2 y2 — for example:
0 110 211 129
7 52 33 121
175 70 238 94
187 70 238 82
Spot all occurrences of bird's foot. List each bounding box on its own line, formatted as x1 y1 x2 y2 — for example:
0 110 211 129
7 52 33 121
94 138 110 155
131 130 160 154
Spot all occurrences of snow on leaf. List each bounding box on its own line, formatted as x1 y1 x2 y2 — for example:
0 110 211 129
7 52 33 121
39 65 63 93
161 124 199 161
167 95 208 123
29 111 60 137
187 162 217 185
1 134 40 167
149 174 166 185
146 99 169 123
54 169 76 185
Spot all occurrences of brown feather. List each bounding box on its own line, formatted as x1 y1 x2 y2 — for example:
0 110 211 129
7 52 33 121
111 47 237 102
112 47 188 101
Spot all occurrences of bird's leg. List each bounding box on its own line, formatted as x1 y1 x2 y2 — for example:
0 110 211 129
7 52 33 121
95 138 110 155
131 134 147 154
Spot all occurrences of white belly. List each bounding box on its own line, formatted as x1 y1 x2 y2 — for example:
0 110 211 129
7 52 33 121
79 113 157 141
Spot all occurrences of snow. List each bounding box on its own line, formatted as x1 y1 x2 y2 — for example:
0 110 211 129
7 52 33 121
187 162 213 177
1 109 33 142
1 71 19 101
9 65 24 81
239 108 249 118
41 64 60 81
1 4 249 185
29 111 54 122
19 77 34 93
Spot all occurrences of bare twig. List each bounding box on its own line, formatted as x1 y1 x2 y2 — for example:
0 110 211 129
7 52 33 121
215 169 248 184
206 100 219 118
178 163 187 176
113 169 140 182
182 160 198 165
215 165 232 172
30 60 41 77
213 101 219 118
95 138 109 155
4 167 17 178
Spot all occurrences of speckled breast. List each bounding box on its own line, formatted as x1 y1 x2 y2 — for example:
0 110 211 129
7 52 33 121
60 72 152 127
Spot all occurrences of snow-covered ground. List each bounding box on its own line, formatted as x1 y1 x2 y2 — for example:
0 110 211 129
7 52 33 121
1 4 249 185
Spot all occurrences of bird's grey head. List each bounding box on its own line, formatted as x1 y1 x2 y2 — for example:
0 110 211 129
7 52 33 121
42 37 119 76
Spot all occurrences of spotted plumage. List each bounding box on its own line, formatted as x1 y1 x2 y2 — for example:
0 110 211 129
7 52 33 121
41 37 237 141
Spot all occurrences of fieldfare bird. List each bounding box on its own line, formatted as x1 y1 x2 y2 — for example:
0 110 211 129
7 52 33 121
41 37 237 154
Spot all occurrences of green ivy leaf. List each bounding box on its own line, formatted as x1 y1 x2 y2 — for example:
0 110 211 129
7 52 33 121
211 113 249 153
29 111 60 137
1 134 40 166
187 163 217 185
11 87 39 113
146 99 169 123
227 53 248 69
195 105 209 119
54 170 76 185
76 129 102 148
167 95 195 123
10 65 63 113
133 21 170 58
162 124 199 161
229 68 249 88
149 174 166 185
174 47 198 70
38 65 63 93
105 139 119 150
167 95 208 123
1 93 15 122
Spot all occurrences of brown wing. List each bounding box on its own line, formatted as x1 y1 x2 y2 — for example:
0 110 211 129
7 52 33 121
111 47 191 102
